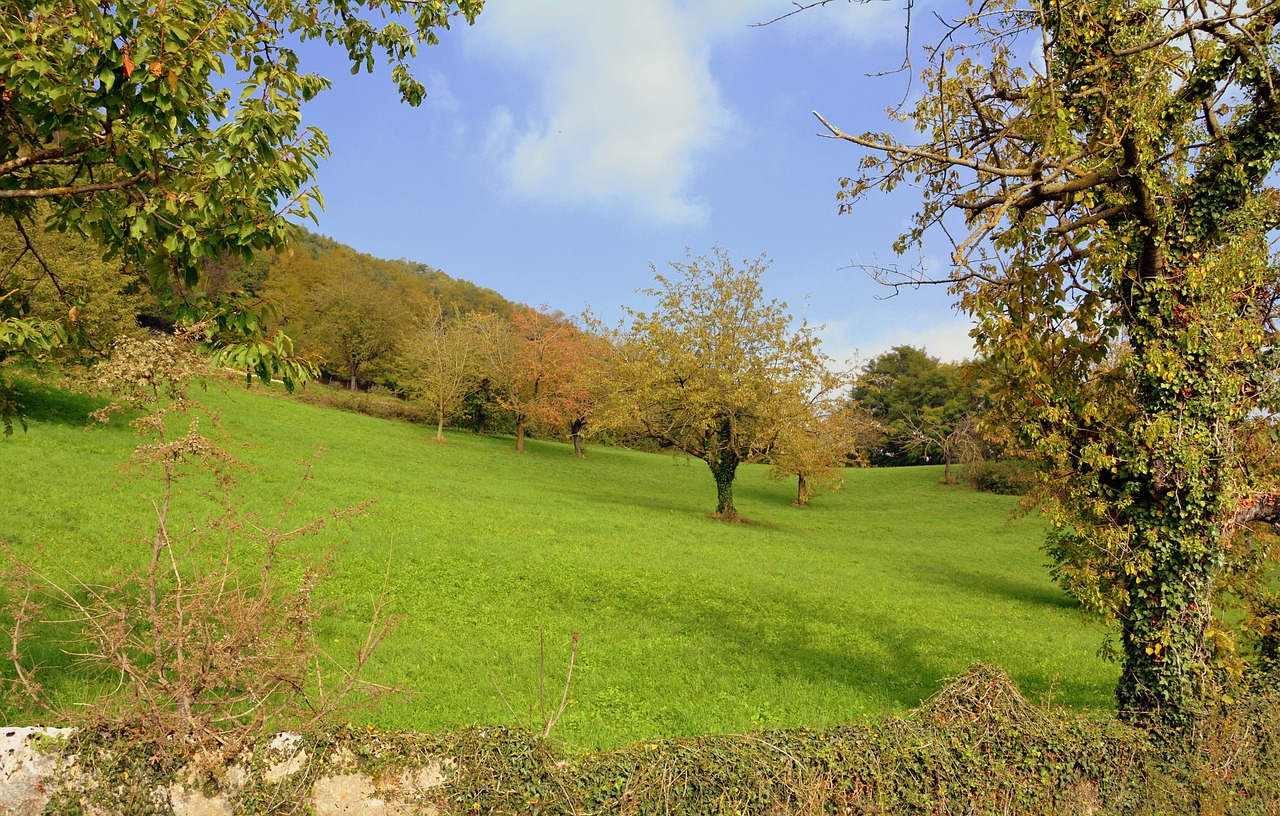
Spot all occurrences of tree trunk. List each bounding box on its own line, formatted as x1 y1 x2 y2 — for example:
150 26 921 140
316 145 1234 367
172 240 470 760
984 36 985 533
1113 275 1234 731
435 411 446 443
943 457 953 484
708 443 740 520
349 370 358 391
515 415 526 453
570 417 587 458
795 473 809 508
1116 520 1218 730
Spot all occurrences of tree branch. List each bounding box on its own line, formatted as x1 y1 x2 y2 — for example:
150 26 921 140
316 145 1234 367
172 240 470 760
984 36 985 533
0 143 90 178
1226 491 1280 530
814 111 1037 178
0 173 149 199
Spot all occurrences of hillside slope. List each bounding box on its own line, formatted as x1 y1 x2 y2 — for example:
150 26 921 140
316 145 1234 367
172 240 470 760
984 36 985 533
0 379 1111 748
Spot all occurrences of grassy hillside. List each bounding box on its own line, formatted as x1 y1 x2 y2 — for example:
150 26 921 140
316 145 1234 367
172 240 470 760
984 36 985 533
0 379 1112 749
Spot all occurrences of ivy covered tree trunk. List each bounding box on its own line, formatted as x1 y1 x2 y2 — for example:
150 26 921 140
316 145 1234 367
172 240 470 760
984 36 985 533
1112 273 1244 729
710 453 740 519
817 0 1280 734
707 420 741 520
570 417 586 458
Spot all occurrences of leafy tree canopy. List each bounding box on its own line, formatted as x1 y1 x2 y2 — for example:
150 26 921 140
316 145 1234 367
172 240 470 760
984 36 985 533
0 0 484 397
851 345 982 468
475 306 589 453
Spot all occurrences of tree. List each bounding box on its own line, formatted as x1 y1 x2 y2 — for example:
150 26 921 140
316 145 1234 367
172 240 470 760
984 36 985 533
608 248 837 521
909 413 985 486
768 401 869 507
0 207 148 357
559 331 612 458
397 302 483 443
0 0 483 401
852 346 982 473
477 306 587 453
303 278 405 390
818 0 1280 729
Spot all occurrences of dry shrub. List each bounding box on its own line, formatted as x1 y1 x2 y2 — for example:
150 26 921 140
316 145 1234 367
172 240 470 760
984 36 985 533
2 330 396 756
292 382 433 424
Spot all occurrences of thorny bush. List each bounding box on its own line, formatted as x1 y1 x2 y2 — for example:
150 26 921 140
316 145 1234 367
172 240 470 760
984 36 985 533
1 329 395 756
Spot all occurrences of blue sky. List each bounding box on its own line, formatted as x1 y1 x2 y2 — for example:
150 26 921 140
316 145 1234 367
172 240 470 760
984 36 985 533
294 0 973 365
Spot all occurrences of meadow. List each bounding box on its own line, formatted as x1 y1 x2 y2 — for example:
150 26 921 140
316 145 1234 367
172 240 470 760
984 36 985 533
0 379 1113 749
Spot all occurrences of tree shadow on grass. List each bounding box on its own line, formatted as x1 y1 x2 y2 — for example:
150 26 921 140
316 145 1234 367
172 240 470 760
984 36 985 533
8 378 109 429
672 602 959 712
614 577 1110 718
930 566 1081 613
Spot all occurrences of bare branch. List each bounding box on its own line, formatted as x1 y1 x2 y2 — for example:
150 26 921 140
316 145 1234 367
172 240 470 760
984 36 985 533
751 0 850 27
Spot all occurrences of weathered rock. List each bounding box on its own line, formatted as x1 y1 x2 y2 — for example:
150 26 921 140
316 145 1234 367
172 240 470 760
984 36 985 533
0 727 75 816
264 733 308 782
312 773 386 815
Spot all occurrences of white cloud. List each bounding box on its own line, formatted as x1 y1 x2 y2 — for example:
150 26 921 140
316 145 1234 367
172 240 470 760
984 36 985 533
423 71 460 114
465 1 901 222
472 1 736 223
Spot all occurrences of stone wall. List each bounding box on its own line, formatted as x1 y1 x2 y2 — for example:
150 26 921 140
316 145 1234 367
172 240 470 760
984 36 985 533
0 727 453 816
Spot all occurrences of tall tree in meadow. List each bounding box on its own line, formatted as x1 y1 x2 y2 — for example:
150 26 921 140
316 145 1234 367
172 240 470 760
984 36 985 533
817 0 1280 728
851 346 982 474
607 248 836 521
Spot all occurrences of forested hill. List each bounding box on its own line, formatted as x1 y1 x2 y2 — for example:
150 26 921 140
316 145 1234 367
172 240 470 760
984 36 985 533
236 226 518 388
2 213 517 390
254 228 515 320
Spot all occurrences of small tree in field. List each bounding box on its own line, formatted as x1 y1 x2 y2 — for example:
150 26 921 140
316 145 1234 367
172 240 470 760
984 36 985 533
397 302 483 442
560 331 615 458
770 402 871 507
609 248 836 521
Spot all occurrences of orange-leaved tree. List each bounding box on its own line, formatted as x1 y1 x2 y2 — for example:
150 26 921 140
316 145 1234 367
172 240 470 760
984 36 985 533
478 306 593 453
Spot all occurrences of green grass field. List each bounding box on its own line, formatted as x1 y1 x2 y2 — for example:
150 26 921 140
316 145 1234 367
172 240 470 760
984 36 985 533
0 379 1113 749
